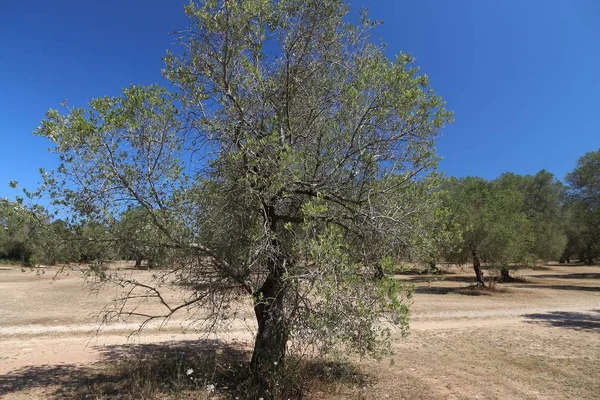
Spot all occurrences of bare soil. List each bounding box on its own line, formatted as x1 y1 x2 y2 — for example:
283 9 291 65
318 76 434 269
0 263 598 399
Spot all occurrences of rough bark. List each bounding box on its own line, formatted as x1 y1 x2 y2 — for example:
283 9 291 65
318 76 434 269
500 266 511 281
250 271 289 398
249 209 290 398
473 252 484 286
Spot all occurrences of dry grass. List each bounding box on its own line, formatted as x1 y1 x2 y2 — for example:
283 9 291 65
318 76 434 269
0 340 375 399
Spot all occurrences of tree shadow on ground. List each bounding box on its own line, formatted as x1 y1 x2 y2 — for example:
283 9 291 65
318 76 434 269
406 275 477 284
531 273 600 280
0 339 371 399
415 285 504 296
529 265 553 271
523 310 600 333
513 284 600 292
393 268 456 276
0 339 250 399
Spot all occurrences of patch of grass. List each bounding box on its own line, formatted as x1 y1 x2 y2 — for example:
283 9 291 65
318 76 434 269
0 340 249 399
0 339 376 399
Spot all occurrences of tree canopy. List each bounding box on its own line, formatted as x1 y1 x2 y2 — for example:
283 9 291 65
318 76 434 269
565 149 600 264
496 170 567 263
442 177 531 283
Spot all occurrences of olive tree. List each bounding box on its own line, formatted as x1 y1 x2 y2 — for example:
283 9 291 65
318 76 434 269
0 198 50 264
443 177 531 283
112 206 168 269
565 149 600 264
34 0 451 394
496 170 567 263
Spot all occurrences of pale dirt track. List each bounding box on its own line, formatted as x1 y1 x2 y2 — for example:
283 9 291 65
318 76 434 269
1 263 599 399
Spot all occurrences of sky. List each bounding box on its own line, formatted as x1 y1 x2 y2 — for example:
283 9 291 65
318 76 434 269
1 0 599 202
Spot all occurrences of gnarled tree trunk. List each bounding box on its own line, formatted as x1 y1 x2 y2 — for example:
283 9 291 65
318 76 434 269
249 209 290 398
500 266 511 281
250 271 289 398
473 251 484 286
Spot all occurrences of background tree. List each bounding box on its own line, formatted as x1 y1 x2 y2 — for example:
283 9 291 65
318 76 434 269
28 219 77 265
443 177 532 283
33 0 451 395
0 199 34 263
495 170 567 263
565 149 600 264
112 206 167 269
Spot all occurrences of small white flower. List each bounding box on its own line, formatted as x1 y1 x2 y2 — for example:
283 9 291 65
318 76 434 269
186 368 194 375
274 361 278 365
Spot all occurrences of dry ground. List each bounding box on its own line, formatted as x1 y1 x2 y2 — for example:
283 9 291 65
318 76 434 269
0 262 598 399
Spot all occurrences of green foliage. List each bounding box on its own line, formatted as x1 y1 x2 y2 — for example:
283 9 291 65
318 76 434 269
0 199 35 263
0 198 119 266
113 206 170 268
443 177 533 269
443 170 569 278
495 170 567 262
565 149 600 263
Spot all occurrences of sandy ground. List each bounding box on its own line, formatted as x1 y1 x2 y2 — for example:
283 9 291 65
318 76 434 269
0 263 598 399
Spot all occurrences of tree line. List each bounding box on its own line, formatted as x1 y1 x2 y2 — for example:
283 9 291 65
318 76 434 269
3 150 598 278
0 202 168 268
439 157 599 285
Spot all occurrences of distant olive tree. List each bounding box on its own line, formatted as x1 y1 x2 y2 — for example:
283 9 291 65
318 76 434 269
443 177 531 283
33 0 451 395
496 170 567 263
112 206 168 269
0 199 34 264
565 149 600 264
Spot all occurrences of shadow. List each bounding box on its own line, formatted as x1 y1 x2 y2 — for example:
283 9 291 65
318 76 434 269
514 284 600 292
0 339 373 399
523 310 600 332
415 285 495 296
0 339 251 399
393 268 455 276
302 359 369 386
532 273 600 280
405 275 478 284
529 265 553 271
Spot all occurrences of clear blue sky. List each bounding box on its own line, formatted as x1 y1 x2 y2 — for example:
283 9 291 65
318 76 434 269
1 0 599 202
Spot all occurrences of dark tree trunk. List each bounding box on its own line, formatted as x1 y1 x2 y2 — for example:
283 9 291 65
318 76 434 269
428 259 440 274
473 252 484 286
134 255 142 269
249 208 290 398
250 272 289 398
500 266 511 281
588 257 594 265
374 264 385 279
